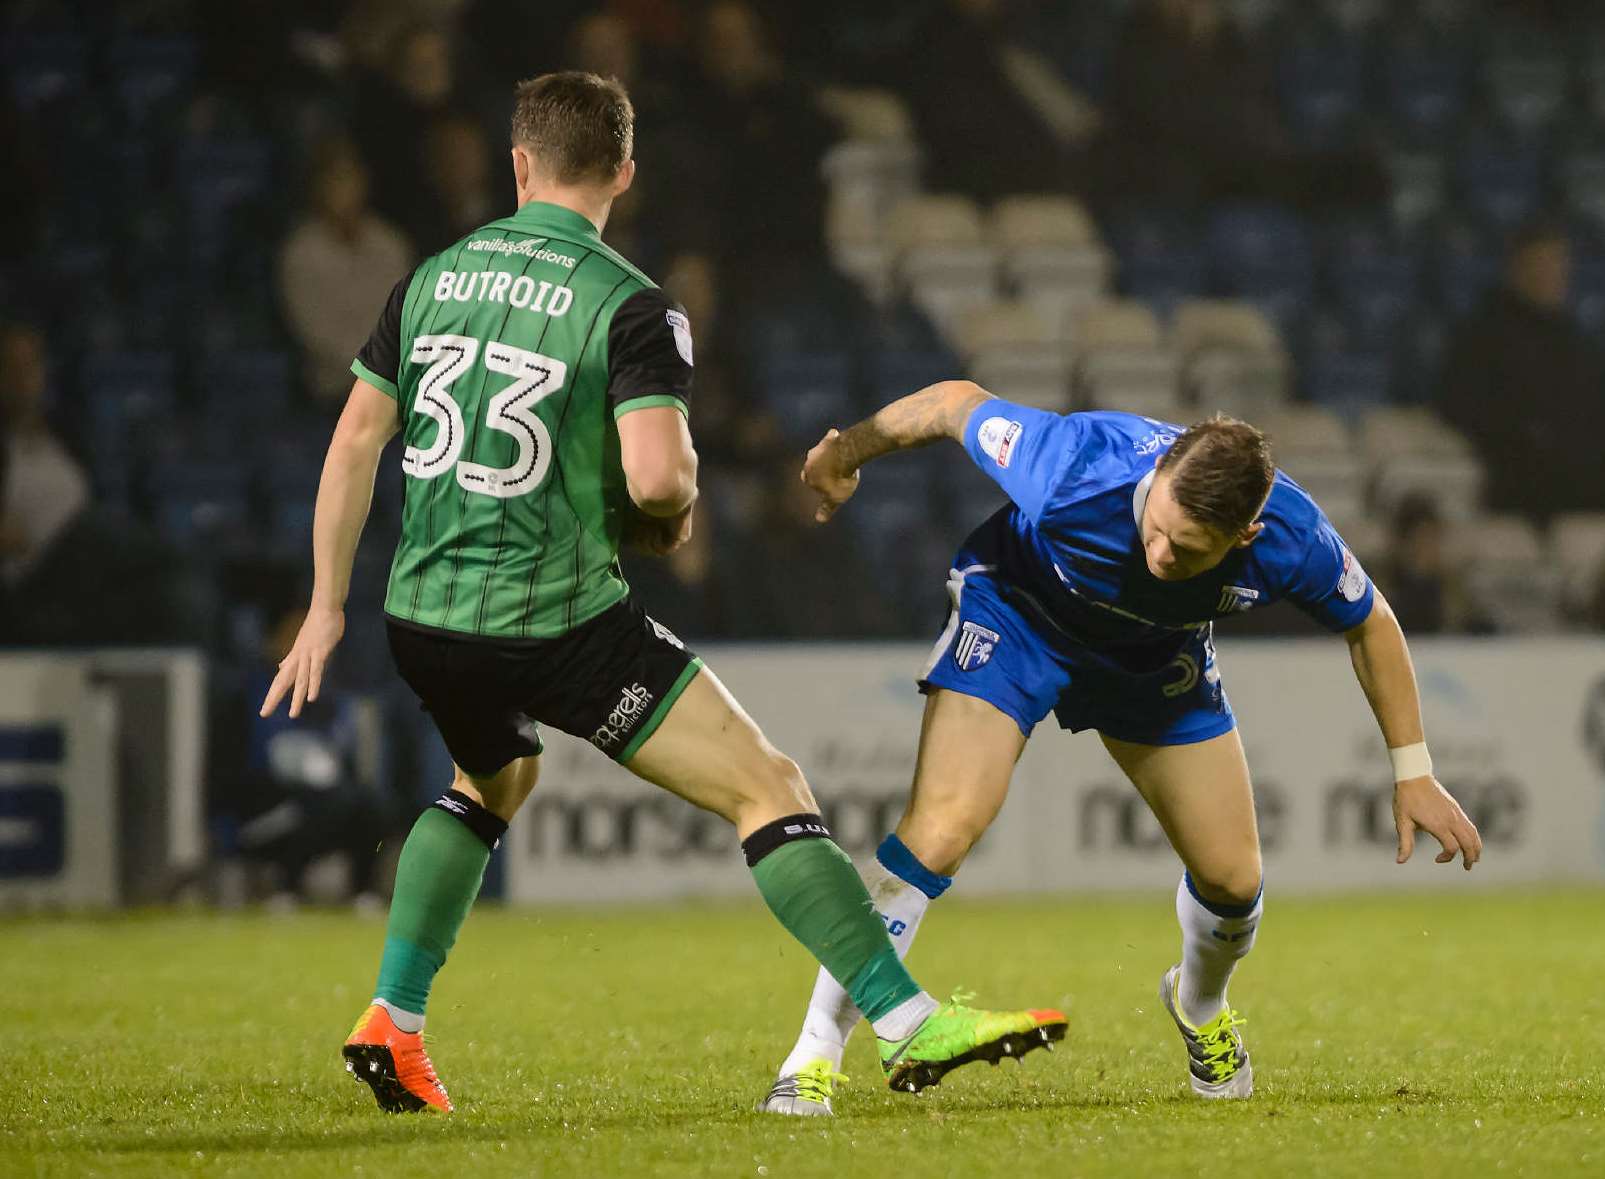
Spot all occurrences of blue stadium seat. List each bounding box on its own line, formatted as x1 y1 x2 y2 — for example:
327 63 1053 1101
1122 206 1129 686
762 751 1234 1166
1332 252 1421 351
1482 34 1568 134
1279 35 1365 148
149 461 253 548
1206 205 1315 329
1430 217 1500 318
3 34 87 110
1106 210 1207 320
1391 313 1449 405
865 348 960 405
199 350 294 422
1302 351 1392 419
1569 249 1605 335
1382 38 1467 141
109 35 198 126
758 352 856 443
1452 136 1542 230
1560 147 1605 232
80 350 179 459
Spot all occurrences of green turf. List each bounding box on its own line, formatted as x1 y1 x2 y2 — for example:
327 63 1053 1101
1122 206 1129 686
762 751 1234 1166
4 890 1603 1178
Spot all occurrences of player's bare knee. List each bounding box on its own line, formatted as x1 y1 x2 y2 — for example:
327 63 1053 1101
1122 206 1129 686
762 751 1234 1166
897 811 985 876
747 747 815 812
1190 860 1263 909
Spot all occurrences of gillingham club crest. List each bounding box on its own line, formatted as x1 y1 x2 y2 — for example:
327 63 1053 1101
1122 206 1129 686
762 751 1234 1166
954 621 1001 672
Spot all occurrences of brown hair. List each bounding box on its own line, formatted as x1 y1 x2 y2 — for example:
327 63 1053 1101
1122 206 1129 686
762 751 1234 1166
1156 414 1275 535
510 71 634 185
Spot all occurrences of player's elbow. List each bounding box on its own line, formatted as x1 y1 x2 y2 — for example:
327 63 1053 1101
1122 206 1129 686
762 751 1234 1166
625 448 698 516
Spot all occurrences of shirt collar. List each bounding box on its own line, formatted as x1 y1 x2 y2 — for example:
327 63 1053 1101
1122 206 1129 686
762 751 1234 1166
512 200 602 241
1131 468 1156 526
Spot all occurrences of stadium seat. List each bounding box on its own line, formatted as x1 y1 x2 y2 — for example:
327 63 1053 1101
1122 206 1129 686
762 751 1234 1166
80 349 178 456
1390 312 1449 404
199 350 294 423
866 347 961 405
757 352 856 444
1077 300 1164 352
1386 152 1446 230
1302 351 1392 419
1482 36 1568 135
109 35 198 126
1279 33 1365 148
1073 304 1181 419
1260 407 1364 523
1333 251 1421 351
1105 209 1208 321
1319 0 1387 33
1430 217 1500 319
1452 135 1542 230
1361 407 1484 518
1559 147 1605 232
149 460 253 548
888 196 998 342
1454 514 1560 632
991 196 1111 334
1172 300 1284 359
1205 205 1315 329
960 301 1071 410
3 33 87 109
1382 36 1467 140
1549 512 1605 617
818 87 916 143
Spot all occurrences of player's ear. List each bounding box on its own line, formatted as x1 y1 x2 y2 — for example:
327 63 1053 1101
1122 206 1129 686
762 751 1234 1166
512 145 531 193
614 158 636 197
1235 520 1266 548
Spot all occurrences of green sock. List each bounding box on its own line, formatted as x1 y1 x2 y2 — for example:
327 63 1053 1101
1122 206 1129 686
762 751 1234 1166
748 836 922 1022
373 804 497 1015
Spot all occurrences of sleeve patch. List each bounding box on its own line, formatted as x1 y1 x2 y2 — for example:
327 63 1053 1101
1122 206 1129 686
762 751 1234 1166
1338 547 1368 602
666 308 693 366
977 417 1023 468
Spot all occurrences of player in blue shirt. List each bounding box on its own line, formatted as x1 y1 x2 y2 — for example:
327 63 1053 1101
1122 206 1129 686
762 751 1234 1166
759 379 1483 1115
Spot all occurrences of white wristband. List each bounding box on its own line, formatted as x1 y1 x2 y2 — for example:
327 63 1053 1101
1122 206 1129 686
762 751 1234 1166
1388 742 1433 783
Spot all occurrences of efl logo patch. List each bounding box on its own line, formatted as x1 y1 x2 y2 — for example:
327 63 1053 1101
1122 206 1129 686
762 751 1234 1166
953 621 1001 672
648 617 686 650
665 309 694 366
976 417 1022 468
1338 547 1368 602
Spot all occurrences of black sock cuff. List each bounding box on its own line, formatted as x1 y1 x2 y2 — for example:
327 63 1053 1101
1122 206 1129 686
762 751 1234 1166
432 790 508 852
741 812 832 868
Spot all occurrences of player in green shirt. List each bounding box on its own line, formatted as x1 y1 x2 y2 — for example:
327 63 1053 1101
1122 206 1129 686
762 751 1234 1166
260 72 1064 1115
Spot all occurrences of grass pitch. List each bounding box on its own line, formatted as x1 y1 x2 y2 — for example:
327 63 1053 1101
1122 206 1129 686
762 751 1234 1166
4 890 1604 1178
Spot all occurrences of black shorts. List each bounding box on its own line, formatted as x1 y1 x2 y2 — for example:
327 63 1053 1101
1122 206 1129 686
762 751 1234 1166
386 597 703 778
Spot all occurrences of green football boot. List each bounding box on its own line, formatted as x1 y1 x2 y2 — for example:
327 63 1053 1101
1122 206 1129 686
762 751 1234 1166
878 995 1068 1093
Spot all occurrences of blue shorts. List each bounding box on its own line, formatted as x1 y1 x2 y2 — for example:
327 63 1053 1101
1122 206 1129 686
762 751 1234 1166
918 565 1236 746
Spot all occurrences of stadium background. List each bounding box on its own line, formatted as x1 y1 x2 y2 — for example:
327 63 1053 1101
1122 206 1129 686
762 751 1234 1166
3 2 1604 1175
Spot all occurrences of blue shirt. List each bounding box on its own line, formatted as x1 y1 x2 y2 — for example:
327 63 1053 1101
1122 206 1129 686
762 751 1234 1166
960 404 1373 672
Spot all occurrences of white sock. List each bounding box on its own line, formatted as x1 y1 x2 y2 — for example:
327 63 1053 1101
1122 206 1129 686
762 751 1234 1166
777 836 949 1075
1175 873 1262 1026
870 990 940 1042
374 996 425 1033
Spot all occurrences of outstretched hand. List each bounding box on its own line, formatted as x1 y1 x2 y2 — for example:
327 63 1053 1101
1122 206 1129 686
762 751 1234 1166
1393 775 1482 870
801 429 861 523
259 605 345 719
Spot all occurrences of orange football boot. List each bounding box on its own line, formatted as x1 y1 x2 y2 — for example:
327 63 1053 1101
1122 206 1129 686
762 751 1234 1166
342 1004 453 1113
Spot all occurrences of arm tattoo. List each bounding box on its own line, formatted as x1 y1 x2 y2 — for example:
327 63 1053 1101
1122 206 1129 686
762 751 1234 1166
834 381 992 473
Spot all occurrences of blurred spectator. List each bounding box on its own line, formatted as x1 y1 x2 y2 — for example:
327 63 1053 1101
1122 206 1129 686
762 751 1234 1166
213 604 397 907
278 139 413 404
0 325 204 645
419 113 503 247
353 24 486 251
724 462 900 639
1096 0 1384 211
1372 494 1483 635
894 0 1100 203
0 325 88 587
1436 222 1605 522
660 251 778 466
620 503 734 639
678 1 835 266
